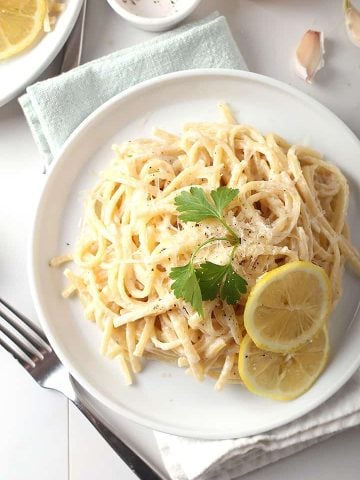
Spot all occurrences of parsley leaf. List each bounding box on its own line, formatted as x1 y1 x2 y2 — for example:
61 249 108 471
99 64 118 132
220 264 247 304
196 261 247 305
174 187 219 222
210 187 239 214
175 186 239 223
169 263 204 316
196 261 229 301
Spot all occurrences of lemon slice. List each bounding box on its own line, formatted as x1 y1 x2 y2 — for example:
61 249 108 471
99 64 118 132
238 327 329 401
244 261 331 353
0 0 46 60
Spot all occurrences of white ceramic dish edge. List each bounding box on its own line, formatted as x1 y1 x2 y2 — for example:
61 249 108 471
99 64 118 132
106 0 202 32
0 0 84 107
29 69 360 439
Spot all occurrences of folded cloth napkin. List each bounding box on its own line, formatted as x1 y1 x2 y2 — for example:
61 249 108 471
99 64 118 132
19 11 360 480
156 372 360 479
19 12 244 167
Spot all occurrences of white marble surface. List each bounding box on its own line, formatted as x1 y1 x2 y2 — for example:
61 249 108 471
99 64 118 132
0 0 360 479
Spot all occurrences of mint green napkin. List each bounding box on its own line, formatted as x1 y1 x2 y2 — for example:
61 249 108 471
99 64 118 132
19 13 247 167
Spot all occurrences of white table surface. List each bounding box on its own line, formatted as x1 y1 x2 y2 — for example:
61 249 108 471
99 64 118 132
1 1 360 479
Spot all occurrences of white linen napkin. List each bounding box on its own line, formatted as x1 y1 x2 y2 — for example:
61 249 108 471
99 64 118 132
19 13 244 167
155 372 360 479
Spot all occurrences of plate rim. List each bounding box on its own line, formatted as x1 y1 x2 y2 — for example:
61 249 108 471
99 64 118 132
29 68 360 439
0 0 84 107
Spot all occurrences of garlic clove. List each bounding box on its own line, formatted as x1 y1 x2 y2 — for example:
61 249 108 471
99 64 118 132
295 30 325 84
344 0 360 47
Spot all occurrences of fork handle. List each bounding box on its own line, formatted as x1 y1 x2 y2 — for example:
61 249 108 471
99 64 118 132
72 398 167 480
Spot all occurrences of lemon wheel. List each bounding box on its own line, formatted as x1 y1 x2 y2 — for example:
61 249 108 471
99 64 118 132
238 327 329 401
244 261 331 353
0 0 46 60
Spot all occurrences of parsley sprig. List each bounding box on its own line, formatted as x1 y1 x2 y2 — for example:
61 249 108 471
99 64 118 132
169 187 247 316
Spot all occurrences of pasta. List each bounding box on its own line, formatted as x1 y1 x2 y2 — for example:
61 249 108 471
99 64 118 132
52 104 360 389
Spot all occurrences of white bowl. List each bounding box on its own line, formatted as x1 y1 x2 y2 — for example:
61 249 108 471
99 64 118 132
30 69 360 439
106 0 202 32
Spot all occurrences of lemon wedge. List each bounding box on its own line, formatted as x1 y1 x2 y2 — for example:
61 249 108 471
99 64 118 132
244 261 331 353
238 327 329 401
0 0 46 60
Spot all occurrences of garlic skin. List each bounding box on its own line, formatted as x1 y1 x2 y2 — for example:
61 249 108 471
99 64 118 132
295 30 325 84
344 0 360 47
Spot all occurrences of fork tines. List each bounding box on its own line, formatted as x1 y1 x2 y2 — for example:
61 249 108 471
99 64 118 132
0 297 51 368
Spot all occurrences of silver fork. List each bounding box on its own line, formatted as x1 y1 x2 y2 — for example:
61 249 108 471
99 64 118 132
0 297 166 480
60 0 87 73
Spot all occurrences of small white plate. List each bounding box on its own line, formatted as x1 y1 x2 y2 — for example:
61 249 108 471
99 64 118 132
106 0 202 32
30 69 360 439
0 0 83 107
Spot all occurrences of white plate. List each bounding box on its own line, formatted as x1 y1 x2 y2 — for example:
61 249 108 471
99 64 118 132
0 0 83 107
30 69 360 439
